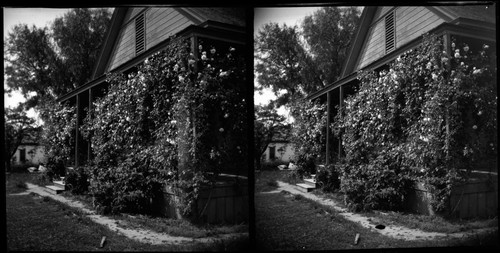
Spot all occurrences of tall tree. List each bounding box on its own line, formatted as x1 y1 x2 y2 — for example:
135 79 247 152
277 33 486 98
255 23 321 107
52 8 111 88
4 105 39 172
4 8 112 109
254 104 288 170
302 7 361 85
4 24 64 108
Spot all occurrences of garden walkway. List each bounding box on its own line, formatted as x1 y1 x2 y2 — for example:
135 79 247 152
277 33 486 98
20 183 248 246
273 180 497 241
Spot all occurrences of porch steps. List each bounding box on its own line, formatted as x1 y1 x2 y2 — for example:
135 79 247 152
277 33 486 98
296 174 317 192
45 177 66 194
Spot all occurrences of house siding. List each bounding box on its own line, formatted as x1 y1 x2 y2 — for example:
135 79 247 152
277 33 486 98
355 6 446 71
262 142 296 163
146 8 193 49
355 18 385 70
12 145 47 165
106 8 194 72
396 6 445 47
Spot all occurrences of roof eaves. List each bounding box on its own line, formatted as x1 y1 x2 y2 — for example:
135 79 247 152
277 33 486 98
340 6 378 79
175 7 205 25
91 8 128 80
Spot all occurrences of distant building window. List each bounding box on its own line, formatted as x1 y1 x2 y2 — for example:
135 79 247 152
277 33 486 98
19 149 26 163
269 146 276 160
385 11 395 53
135 13 145 55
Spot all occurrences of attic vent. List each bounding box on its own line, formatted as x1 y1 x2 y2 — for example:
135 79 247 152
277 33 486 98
135 13 145 55
385 11 395 53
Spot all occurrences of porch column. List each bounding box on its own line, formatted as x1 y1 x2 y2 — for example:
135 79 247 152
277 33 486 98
87 88 93 162
338 85 344 160
326 91 332 165
75 94 81 167
443 32 451 159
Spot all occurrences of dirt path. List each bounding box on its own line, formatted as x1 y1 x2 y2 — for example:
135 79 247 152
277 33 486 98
274 180 496 241
22 183 248 246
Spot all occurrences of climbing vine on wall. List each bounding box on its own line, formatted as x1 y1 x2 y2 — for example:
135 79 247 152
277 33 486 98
334 34 496 212
81 36 247 216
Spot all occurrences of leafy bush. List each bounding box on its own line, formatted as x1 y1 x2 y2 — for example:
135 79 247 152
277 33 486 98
290 100 327 175
65 167 90 195
315 164 340 192
34 168 55 186
39 99 76 168
284 169 303 185
333 34 496 212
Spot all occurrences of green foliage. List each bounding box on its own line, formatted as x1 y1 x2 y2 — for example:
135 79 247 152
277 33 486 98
4 8 111 108
255 8 361 108
65 167 90 195
52 8 111 88
4 25 61 108
302 7 361 84
82 37 247 216
39 99 76 170
254 23 317 106
315 164 340 192
34 168 55 186
334 34 497 212
290 100 327 176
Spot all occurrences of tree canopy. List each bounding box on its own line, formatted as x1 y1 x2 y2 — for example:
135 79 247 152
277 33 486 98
254 7 361 108
4 8 112 109
302 7 361 85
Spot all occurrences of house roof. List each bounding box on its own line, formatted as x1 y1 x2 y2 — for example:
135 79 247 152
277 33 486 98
59 7 245 103
309 4 495 101
433 5 496 24
180 8 246 27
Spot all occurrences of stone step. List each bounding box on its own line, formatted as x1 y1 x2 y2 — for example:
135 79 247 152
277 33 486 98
304 178 317 187
296 183 316 193
45 185 65 194
53 180 66 190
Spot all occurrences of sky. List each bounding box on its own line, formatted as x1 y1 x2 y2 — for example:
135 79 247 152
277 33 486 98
3 8 72 123
253 7 321 119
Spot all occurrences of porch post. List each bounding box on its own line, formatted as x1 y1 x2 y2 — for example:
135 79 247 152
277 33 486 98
443 32 451 160
326 91 331 165
88 88 93 162
338 85 344 160
75 94 81 167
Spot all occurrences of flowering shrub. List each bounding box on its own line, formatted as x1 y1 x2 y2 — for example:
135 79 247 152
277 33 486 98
334 34 496 212
290 100 327 176
39 99 76 177
81 37 246 216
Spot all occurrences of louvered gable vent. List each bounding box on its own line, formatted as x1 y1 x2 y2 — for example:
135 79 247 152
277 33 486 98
385 11 395 53
135 13 145 55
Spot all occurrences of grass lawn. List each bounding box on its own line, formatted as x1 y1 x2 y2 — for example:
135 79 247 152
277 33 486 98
6 172 248 251
255 170 499 250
